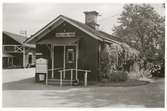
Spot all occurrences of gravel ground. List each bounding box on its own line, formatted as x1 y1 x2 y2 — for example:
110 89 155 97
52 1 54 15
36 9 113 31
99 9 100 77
2 68 165 107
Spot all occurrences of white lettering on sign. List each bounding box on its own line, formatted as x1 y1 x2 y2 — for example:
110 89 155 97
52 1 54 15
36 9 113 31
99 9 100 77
55 32 76 37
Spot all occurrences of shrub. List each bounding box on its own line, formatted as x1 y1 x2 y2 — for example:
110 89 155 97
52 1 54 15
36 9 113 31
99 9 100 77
150 64 164 77
99 44 111 80
108 71 128 82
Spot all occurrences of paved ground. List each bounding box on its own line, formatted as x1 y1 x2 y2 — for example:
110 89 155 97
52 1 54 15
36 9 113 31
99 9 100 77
3 68 35 83
2 68 165 107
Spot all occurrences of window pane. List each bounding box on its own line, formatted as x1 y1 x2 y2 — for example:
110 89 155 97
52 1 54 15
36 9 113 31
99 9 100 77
67 49 74 63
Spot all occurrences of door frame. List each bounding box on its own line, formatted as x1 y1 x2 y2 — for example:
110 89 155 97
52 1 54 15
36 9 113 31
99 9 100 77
50 43 79 79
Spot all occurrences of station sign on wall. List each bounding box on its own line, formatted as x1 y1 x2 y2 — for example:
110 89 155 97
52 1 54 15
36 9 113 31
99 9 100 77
55 32 76 37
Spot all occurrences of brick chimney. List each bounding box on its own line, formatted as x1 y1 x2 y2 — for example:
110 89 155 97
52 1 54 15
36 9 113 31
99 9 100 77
84 11 99 30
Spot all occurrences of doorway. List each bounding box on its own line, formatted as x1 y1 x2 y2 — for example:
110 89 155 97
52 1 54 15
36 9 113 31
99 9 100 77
28 53 32 65
53 45 77 79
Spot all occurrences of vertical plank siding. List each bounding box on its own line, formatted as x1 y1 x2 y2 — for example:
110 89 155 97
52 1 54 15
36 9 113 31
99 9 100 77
36 21 99 81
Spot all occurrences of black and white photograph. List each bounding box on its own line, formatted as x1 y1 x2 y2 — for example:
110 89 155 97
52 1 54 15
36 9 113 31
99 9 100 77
1 0 166 109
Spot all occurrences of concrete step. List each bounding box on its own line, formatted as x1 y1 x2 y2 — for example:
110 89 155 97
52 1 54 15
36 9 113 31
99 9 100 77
47 79 79 86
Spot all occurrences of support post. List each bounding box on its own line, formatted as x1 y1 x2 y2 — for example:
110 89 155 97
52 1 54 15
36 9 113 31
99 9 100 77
84 71 88 87
11 57 13 66
23 47 26 68
63 45 66 79
7 57 9 67
60 71 62 87
71 69 73 86
63 73 66 80
46 59 48 85
51 44 54 78
116 47 118 66
46 72 48 85
75 44 78 80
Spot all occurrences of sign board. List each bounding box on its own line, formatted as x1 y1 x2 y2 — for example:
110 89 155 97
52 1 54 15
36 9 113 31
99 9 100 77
36 53 43 55
36 58 48 73
55 32 76 37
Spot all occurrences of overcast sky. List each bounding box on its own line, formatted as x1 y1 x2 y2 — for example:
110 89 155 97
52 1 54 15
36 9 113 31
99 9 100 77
3 3 165 37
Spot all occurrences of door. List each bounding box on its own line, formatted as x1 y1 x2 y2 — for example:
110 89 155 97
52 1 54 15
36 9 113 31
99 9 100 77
28 54 32 65
54 46 64 79
53 45 77 79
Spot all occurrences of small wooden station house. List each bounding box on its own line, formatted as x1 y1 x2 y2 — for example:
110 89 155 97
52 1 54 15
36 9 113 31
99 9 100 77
3 31 36 68
26 11 123 86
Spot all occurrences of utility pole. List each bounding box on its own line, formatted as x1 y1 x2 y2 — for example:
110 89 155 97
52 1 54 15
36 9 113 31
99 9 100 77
20 30 27 68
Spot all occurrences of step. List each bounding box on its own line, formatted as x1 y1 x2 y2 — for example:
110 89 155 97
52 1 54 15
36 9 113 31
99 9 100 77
47 79 79 86
48 79 76 82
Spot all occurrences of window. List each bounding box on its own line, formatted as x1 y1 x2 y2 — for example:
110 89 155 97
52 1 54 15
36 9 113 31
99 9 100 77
67 49 74 63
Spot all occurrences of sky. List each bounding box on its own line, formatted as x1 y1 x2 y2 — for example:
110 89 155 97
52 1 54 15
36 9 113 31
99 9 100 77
3 3 165 37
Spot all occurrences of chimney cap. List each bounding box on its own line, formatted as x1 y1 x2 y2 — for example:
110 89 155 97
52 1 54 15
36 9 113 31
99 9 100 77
84 11 99 15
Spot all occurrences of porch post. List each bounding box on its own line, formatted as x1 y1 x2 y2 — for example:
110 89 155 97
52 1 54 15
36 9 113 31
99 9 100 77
51 44 54 78
71 69 73 86
75 44 78 80
7 57 9 67
84 71 88 87
11 57 13 66
60 71 63 87
23 47 26 68
63 45 66 79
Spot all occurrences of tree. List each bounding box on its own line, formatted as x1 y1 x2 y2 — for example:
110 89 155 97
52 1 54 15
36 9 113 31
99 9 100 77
113 4 165 63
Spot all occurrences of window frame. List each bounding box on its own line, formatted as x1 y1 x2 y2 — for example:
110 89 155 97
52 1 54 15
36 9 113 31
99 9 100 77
67 48 75 64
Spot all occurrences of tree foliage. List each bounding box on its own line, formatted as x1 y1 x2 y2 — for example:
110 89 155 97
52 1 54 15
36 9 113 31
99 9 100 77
113 4 165 62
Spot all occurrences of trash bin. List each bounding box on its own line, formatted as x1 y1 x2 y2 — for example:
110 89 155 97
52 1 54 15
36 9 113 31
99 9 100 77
39 74 45 81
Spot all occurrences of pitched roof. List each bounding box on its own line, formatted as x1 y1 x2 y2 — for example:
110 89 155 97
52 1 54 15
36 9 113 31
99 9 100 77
3 31 27 44
60 15 122 44
3 31 35 48
26 15 122 44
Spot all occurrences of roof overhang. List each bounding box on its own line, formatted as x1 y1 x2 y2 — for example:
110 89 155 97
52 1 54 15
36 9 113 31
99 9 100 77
3 53 14 58
37 38 79 45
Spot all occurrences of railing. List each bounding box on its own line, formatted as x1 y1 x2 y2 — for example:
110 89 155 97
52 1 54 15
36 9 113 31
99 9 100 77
48 68 63 71
58 69 91 87
45 68 90 87
3 45 24 53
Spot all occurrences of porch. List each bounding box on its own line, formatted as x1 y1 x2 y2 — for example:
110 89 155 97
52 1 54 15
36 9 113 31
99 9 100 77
36 36 91 87
3 45 35 68
3 45 25 68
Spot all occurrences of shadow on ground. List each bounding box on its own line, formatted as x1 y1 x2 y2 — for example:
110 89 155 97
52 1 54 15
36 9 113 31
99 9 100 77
3 77 72 90
3 77 150 90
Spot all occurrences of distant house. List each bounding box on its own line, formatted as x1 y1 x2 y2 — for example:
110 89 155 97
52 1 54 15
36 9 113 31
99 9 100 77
3 31 36 68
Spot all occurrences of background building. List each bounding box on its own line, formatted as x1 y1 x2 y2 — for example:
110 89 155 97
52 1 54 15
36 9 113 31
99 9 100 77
3 31 36 69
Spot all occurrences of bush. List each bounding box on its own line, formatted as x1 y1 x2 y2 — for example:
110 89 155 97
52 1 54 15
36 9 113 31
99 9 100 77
108 71 128 82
